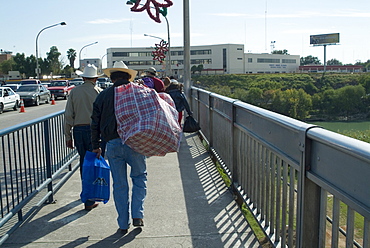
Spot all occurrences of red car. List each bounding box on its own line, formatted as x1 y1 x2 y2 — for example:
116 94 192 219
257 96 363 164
48 80 75 99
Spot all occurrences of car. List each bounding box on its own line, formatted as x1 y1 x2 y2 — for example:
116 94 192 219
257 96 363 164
16 84 50 106
42 82 51 88
0 86 20 114
69 80 84 86
3 84 21 92
20 79 42 85
97 77 112 89
48 80 75 99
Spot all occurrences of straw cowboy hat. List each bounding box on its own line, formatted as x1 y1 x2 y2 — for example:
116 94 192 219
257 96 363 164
76 64 103 78
103 61 137 81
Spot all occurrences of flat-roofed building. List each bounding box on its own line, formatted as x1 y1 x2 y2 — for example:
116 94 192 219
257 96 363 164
245 53 300 74
106 44 300 78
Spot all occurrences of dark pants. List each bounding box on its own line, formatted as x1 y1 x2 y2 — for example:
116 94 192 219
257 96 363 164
73 125 95 207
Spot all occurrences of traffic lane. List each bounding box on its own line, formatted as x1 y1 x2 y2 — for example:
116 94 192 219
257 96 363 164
0 100 67 130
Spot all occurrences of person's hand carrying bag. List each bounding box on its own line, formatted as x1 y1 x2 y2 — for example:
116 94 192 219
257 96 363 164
80 151 110 204
183 115 201 133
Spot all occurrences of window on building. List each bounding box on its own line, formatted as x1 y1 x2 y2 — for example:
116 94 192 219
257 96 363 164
112 52 128 57
223 49 227 69
237 48 243 50
248 58 253 63
282 59 296 63
257 58 280 63
171 51 184 56
113 52 152 57
191 59 211 64
190 49 211 55
172 60 184 65
237 58 243 60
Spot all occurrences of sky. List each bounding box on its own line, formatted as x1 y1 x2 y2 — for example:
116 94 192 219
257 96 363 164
1 0 370 68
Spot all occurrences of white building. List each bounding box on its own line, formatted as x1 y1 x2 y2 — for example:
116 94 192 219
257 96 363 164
80 58 102 73
105 44 300 78
245 53 300 74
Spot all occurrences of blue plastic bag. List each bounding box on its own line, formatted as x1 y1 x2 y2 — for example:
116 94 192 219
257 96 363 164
80 151 110 204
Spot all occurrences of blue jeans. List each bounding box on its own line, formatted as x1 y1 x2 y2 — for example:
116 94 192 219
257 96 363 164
106 138 147 229
73 125 95 207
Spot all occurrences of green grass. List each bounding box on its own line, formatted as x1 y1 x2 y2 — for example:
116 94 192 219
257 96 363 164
339 129 370 143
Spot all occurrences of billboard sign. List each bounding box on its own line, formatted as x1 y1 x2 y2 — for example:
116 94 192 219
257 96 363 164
310 33 340 45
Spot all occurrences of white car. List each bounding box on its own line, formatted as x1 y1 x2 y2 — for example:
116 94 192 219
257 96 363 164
0 86 20 114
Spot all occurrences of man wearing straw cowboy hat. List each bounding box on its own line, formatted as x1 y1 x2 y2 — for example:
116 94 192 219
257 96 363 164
64 64 103 211
91 61 146 234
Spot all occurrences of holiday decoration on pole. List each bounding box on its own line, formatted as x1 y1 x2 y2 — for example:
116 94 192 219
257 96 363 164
151 40 168 63
129 0 173 23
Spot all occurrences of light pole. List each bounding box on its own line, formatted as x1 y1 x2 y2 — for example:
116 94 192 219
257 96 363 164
126 1 171 76
35 22 66 79
144 33 164 41
79 41 98 69
183 0 190 97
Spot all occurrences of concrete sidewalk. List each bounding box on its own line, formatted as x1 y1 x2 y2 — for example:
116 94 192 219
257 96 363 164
3 133 261 248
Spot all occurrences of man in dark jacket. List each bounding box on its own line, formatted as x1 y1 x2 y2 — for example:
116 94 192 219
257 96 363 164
91 61 146 235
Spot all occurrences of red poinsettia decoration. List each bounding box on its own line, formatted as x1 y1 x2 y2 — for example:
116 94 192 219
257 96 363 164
130 0 173 23
152 40 168 63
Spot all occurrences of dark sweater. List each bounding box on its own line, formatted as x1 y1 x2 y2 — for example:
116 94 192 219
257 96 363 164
91 79 129 149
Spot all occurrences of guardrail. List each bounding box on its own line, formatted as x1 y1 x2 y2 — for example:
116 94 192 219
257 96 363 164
0 110 78 245
191 87 370 248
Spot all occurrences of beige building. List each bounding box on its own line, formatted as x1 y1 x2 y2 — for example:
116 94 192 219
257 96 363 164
104 44 300 77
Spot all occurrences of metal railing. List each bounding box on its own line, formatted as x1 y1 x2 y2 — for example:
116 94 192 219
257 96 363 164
191 87 370 248
0 110 78 245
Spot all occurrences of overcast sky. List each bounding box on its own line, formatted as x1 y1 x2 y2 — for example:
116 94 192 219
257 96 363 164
2 0 370 67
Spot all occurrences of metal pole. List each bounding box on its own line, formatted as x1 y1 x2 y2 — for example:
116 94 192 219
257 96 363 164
164 16 171 76
79 41 98 69
183 0 191 97
323 45 327 74
35 22 66 79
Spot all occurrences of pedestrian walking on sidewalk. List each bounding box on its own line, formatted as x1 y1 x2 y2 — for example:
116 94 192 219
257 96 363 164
139 67 165 93
64 64 103 211
91 61 146 234
165 79 192 125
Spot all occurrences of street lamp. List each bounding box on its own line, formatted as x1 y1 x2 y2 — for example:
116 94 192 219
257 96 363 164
144 33 164 41
35 22 66 79
101 53 110 68
79 41 98 69
126 1 171 76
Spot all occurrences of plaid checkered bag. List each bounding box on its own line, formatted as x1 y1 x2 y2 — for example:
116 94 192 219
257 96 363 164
115 82 182 156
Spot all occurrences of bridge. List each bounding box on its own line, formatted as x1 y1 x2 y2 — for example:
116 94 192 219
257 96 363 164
0 86 369 247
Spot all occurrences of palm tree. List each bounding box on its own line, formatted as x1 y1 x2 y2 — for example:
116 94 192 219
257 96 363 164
67 48 76 69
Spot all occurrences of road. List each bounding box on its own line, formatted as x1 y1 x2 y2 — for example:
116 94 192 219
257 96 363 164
0 99 67 131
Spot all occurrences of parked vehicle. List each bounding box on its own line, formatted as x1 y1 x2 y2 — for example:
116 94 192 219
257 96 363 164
69 80 84 86
42 82 51 88
3 84 21 92
0 86 20 114
70 78 84 86
97 77 112 89
16 85 50 106
48 80 75 99
20 79 42 85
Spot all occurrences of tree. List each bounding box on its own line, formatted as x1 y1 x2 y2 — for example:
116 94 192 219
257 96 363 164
67 48 77 69
246 87 263 105
334 85 366 118
271 89 312 120
191 65 197 74
0 59 16 74
327 58 342 65
46 46 62 75
191 64 204 74
300 55 321 65
272 49 289 55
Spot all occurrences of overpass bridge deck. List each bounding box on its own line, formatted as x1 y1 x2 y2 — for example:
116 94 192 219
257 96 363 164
3 133 260 248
